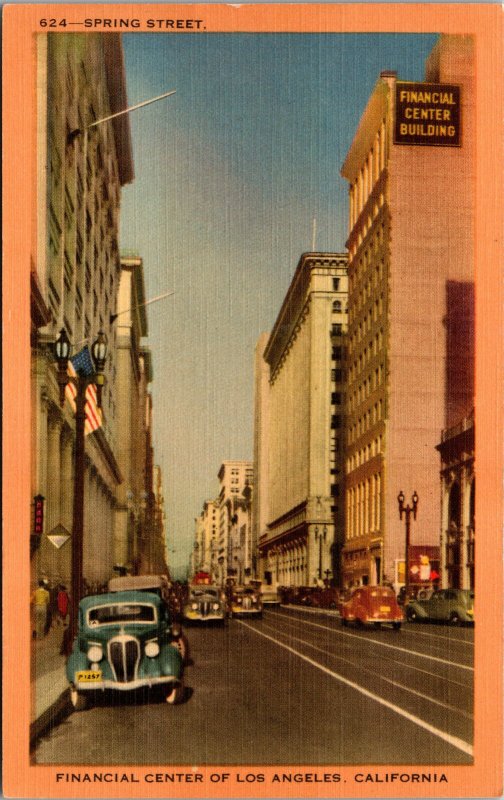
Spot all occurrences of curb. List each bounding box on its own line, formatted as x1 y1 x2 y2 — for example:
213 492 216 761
30 688 73 750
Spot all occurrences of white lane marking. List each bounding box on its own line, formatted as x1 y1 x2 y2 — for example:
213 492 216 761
275 606 473 645
238 620 473 757
260 620 473 720
390 659 472 690
273 609 474 672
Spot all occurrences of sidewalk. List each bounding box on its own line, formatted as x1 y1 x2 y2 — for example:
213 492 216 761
30 624 72 747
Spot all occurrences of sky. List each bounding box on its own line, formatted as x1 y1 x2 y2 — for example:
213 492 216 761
119 32 438 578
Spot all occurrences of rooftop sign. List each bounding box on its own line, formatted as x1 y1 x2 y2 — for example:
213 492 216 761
394 82 461 147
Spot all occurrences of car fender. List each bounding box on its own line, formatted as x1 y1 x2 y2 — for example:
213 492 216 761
66 649 89 682
159 643 183 677
408 601 428 618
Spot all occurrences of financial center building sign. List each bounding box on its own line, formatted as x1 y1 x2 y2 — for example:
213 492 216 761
394 82 461 147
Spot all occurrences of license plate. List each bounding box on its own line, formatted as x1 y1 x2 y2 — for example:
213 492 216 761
379 605 391 612
76 670 102 683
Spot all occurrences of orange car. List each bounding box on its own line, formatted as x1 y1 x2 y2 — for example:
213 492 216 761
341 585 403 630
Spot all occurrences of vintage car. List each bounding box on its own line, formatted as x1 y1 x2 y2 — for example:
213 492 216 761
406 588 474 625
261 587 281 607
66 591 184 710
340 585 403 630
108 575 189 661
183 584 226 624
228 585 263 618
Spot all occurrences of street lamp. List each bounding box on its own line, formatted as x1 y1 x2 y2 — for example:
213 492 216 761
314 525 327 582
397 490 419 594
54 328 108 652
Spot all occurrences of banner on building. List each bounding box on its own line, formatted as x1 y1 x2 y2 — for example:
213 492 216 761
394 81 461 146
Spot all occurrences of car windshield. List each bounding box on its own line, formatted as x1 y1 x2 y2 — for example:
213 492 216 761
87 603 157 625
370 589 394 598
192 588 218 598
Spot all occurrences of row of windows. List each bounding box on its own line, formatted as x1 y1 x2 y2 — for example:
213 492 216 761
348 332 384 381
348 405 384 445
348 367 385 410
347 436 384 471
346 473 382 539
348 294 385 331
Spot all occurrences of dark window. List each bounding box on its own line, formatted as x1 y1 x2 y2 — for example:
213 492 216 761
331 392 342 405
331 485 340 498
331 323 343 336
333 278 340 291
333 300 342 313
332 346 342 361
331 415 341 429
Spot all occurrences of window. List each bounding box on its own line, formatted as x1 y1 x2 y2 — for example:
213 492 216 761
333 278 340 291
331 323 342 336
332 300 342 313
331 415 341 429
331 484 340 498
331 392 342 405
332 346 342 361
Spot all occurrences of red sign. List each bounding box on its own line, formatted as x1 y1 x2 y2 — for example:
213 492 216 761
33 494 44 535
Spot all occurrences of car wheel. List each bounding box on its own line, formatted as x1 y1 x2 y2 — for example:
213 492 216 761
69 686 88 712
165 683 184 705
449 612 461 626
374 622 382 629
392 622 401 631
406 607 417 623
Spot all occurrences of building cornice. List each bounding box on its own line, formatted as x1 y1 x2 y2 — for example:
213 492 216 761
341 78 391 183
264 252 347 375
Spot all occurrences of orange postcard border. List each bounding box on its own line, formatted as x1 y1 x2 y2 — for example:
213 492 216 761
2 4 503 798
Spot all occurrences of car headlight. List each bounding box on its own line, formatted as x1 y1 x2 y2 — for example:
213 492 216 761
212 603 220 611
145 640 160 658
87 644 103 662
191 602 198 610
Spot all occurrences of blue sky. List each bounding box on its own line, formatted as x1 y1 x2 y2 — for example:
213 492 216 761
119 32 437 577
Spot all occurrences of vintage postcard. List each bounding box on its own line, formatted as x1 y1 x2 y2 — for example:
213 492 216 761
2 3 503 799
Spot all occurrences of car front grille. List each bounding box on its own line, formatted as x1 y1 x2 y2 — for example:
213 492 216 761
242 597 251 609
109 636 140 683
200 601 210 617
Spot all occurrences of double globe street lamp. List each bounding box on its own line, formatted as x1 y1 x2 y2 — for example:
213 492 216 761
53 328 108 651
397 490 419 595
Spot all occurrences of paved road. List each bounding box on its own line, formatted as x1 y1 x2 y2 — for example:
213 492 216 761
35 607 473 765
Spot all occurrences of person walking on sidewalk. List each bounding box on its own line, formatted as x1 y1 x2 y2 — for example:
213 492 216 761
57 585 69 626
31 580 50 639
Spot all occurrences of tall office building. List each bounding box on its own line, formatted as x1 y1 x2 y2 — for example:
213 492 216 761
340 35 475 588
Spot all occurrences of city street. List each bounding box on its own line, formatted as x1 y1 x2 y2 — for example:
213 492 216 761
35 608 473 766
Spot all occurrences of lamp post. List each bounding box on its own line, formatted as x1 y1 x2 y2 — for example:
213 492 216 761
397 490 419 595
314 525 327 582
54 328 108 651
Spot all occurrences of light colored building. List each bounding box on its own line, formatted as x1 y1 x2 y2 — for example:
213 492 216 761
217 461 253 584
113 254 151 572
190 498 219 580
258 253 348 588
251 333 270 581
31 33 133 589
340 35 475 589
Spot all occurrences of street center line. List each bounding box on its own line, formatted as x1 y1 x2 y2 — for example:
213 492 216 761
273 609 474 672
260 621 473 720
238 620 473 758
275 607 473 645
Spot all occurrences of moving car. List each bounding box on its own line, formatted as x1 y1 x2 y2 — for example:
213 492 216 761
183 585 226 624
340 585 403 630
108 574 189 660
406 588 474 625
228 585 263 618
66 591 184 710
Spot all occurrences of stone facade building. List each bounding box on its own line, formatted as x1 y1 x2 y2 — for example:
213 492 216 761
31 34 133 590
217 461 253 584
258 253 348 588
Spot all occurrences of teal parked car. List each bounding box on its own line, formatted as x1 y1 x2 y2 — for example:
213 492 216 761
66 591 184 710
406 588 474 625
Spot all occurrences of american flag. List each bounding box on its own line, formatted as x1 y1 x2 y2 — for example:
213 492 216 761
65 346 103 435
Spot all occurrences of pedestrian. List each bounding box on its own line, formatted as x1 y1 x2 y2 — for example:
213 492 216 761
45 581 58 635
31 580 50 639
57 584 69 626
